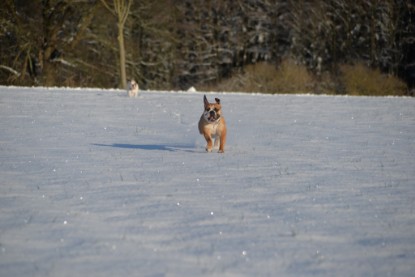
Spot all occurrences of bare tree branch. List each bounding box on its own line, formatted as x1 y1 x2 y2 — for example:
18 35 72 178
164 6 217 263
0 65 21 76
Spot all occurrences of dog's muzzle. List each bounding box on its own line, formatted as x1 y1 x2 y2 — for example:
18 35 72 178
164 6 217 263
207 110 219 122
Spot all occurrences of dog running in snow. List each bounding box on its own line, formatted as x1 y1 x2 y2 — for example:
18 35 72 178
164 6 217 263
127 80 139 97
198 95 227 153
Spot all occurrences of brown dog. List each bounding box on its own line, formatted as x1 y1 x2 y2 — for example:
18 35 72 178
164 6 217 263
198 95 227 153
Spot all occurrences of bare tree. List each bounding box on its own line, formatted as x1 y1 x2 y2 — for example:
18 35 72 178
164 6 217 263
100 0 132 89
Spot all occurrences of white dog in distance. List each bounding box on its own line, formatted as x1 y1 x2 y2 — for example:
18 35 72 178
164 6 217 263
127 80 139 97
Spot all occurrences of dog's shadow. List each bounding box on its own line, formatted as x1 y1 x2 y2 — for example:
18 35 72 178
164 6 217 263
93 143 199 153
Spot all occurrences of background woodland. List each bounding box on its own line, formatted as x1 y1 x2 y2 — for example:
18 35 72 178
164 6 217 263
1 0 414 95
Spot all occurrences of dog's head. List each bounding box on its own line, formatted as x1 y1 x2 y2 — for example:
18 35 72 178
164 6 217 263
203 95 222 123
129 80 138 90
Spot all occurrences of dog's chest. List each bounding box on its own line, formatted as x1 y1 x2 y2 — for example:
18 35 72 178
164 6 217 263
206 121 220 136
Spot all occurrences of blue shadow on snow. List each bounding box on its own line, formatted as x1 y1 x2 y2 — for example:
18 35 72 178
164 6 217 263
93 143 198 153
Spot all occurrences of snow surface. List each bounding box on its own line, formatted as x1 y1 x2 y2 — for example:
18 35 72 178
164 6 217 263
0 86 414 276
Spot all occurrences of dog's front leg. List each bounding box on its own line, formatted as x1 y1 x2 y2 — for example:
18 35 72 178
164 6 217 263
204 134 213 152
219 133 226 153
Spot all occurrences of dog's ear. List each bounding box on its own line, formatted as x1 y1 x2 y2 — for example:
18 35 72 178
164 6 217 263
215 98 221 104
204 95 209 107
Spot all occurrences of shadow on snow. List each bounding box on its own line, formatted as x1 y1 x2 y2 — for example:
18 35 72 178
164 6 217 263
93 143 199 153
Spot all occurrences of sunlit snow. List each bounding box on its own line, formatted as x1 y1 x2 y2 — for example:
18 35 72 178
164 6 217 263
0 86 414 276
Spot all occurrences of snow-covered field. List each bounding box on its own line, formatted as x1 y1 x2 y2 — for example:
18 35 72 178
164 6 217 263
0 86 414 276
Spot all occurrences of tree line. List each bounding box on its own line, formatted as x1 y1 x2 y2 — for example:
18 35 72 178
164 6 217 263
0 0 414 94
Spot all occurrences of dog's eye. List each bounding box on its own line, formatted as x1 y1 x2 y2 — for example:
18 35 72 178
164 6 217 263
214 108 219 112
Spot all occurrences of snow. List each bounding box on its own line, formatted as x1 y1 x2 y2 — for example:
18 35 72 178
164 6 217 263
0 86 414 276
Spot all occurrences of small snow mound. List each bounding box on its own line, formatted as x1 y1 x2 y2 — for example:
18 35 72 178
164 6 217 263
187 86 197 92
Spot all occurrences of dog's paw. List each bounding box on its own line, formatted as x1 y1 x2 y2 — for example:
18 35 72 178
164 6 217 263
205 148 212 152
218 149 224 153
